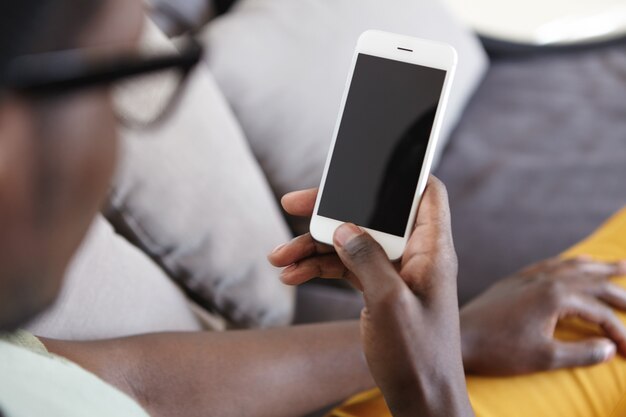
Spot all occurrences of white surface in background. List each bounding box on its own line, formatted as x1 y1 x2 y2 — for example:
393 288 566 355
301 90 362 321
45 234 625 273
442 0 626 45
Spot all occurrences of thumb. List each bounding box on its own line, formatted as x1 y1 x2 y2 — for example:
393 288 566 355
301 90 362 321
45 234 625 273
333 223 403 303
334 223 421 393
548 339 616 369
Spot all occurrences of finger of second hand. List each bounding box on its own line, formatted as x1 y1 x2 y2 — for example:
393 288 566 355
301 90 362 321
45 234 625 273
566 295 626 355
574 261 626 277
596 283 626 311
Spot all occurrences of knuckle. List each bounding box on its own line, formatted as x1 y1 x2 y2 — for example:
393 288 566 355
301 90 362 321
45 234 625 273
536 345 558 369
567 256 587 266
539 257 562 271
596 303 614 320
606 283 626 300
598 282 613 296
596 306 621 330
556 258 580 273
542 279 567 305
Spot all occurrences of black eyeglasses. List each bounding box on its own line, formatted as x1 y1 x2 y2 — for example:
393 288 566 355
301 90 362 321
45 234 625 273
0 25 203 129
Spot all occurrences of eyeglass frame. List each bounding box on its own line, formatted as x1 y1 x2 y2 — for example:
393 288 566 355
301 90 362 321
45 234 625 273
0 29 203 129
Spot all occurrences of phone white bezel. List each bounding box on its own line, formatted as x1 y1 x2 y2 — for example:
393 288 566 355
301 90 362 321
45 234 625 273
310 30 458 261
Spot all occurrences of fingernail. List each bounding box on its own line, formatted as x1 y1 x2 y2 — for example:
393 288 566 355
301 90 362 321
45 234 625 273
601 343 616 362
334 223 363 247
271 243 286 254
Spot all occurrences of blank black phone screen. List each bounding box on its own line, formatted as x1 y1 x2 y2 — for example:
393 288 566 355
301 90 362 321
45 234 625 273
318 53 447 237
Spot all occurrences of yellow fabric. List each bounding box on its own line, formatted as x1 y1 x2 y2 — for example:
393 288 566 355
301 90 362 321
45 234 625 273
330 207 626 417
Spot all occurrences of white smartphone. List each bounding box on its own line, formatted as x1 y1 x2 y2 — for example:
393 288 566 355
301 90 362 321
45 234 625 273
310 30 457 260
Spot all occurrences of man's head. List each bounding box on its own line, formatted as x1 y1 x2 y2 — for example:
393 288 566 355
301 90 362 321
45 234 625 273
0 0 143 330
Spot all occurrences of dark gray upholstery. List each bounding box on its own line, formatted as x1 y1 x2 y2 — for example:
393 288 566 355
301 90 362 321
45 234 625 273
436 43 626 303
297 43 626 322
294 283 363 324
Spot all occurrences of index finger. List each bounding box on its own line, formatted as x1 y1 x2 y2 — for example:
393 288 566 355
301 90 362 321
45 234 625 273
563 295 626 355
281 188 318 217
413 176 452 230
572 260 626 277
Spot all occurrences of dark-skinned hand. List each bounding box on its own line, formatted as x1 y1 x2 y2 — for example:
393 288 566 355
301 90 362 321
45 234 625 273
460 256 626 375
270 177 474 417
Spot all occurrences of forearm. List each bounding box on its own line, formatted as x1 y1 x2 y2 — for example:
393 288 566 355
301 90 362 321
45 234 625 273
42 321 374 417
386 370 474 417
377 334 474 417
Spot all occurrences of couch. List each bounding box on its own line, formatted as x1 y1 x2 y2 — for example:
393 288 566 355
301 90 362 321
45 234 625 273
28 0 626 349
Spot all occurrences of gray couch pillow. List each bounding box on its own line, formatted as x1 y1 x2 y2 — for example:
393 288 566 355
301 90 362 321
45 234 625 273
149 0 215 35
107 23 295 328
27 216 206 340
202 0 488 202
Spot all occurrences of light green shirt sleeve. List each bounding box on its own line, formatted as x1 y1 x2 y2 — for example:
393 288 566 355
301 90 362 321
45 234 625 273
0 331 149 417
0 330 49 356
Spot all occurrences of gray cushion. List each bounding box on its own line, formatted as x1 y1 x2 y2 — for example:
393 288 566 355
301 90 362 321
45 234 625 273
202 0 488 207
108 23 295 328
149 0 215 35
27 216 205 340
437 44 626 303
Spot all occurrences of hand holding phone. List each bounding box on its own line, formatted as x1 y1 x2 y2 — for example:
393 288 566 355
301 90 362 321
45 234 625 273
269 179 474 417
310 30 457 260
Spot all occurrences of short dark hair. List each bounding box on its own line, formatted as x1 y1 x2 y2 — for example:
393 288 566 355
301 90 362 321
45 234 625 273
0 1 103 72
